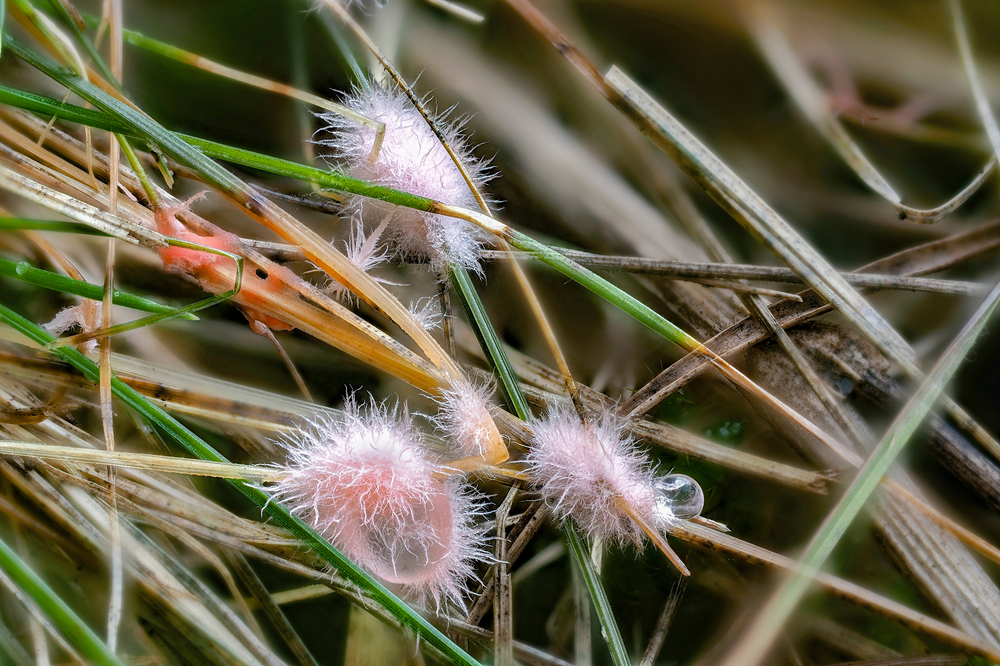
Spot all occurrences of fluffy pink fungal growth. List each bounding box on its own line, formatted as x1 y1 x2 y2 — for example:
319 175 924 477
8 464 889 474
431 379 505 462
526 406 668 546
318 83 492 275
271 399 487 610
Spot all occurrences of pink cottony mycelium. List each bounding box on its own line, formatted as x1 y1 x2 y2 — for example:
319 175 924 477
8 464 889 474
527 405 704 546
317 82 494 276
271 399 489 610
431 378 506 464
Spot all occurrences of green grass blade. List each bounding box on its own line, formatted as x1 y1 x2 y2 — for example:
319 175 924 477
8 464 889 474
0 256 194 318
42 0 122 93
0 217 109 235
500 228 696 350
0 84 121 131
181 138 433 210
0 532 126 666
317 11 369 90
0 301 483 666
718 277 1000 666
564 520 630 666
448 262 531 421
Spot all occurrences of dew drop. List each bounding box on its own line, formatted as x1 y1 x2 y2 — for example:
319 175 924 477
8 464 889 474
652 474 704 521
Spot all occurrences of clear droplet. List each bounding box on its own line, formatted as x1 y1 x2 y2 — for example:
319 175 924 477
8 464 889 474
652 474 704 521
365 487 453 585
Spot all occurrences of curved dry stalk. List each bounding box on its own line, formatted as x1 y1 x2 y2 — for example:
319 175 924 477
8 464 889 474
742 2 899 203
949 0 1000 165
742 1 995 224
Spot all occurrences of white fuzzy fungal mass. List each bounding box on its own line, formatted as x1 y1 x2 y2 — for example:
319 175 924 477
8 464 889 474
318 83 493 276
527 406 676 546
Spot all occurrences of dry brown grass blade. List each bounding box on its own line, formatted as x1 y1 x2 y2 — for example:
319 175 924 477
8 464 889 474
666 520 1000 662
638 577 685 666
620 216 1000 418
465 501 550 627
0 455 276 666
614 497 690 576
61 483 282 666
493 486 518 666
882 479 1000 567
0 441 283 482
225 552 320 666
76 473 268 648
799 616 901 661
486 250 991 297
824 657 967 666
98 237 122 652
0 350 301 433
